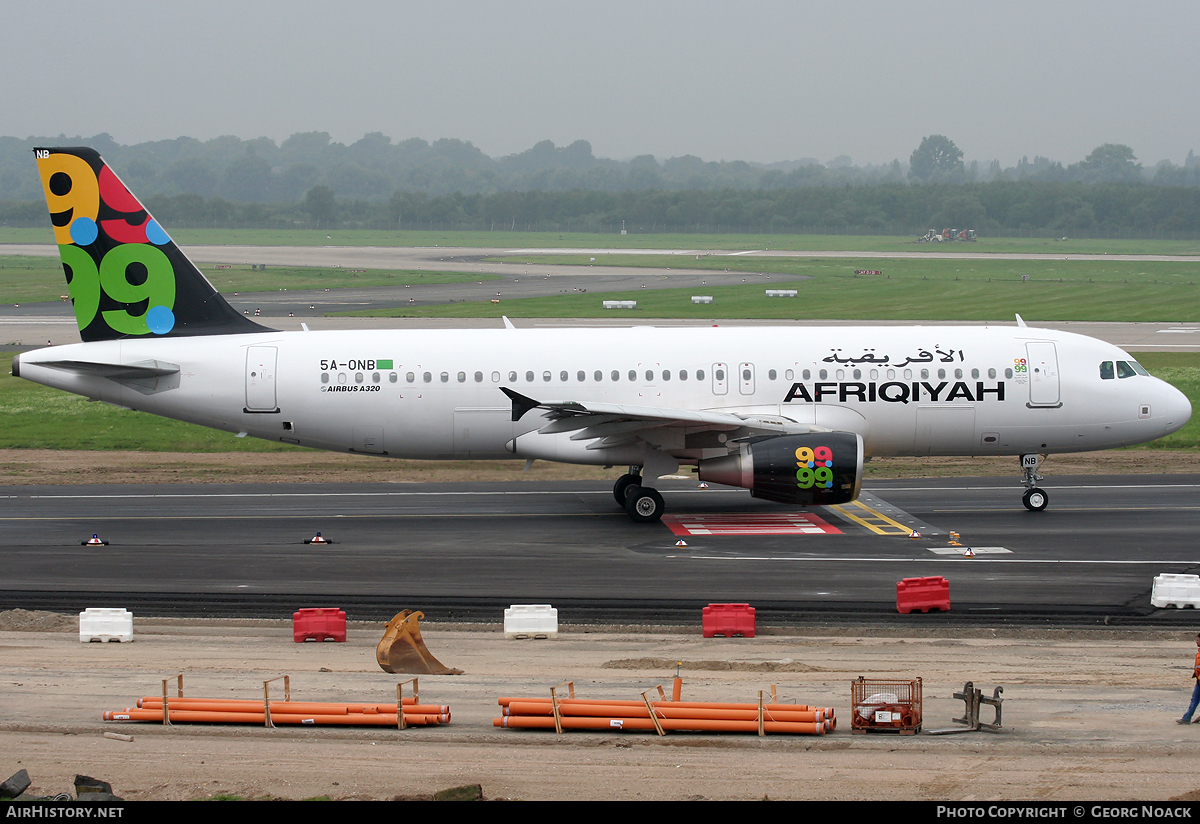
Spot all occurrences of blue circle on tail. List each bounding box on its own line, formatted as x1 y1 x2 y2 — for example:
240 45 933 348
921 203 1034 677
70 218 98 246
146 305 175 334
145 219 169 245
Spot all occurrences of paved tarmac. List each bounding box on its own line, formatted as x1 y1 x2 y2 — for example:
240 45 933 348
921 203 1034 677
2 475 1197 624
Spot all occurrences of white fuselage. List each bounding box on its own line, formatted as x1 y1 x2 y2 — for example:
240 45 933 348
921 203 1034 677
15 324 1191 464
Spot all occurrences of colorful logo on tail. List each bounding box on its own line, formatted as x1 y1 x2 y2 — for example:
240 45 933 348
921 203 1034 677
34 147 262 342
36 148 176 336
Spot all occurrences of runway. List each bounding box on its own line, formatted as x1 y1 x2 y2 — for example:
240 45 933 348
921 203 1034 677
2 475 1198 625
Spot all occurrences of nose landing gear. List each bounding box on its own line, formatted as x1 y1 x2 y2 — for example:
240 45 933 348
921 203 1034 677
1020 454 1048 511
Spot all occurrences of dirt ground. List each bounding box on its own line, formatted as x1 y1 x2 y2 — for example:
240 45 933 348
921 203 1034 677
4 613 1200 801
0 448 1196 485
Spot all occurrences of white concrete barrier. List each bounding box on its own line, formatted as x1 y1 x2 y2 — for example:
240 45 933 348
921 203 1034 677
79 608 133 642
504 604 558 639
1151 574 1200 609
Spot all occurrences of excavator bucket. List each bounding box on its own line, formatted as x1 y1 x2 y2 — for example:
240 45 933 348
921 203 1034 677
376 610 463 675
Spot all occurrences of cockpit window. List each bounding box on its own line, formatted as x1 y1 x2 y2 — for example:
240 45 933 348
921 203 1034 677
1129 361 1149 376
1100 361 1114 380
1116 361 1138 379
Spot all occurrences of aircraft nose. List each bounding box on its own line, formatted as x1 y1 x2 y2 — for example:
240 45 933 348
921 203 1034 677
1159 382 1192 437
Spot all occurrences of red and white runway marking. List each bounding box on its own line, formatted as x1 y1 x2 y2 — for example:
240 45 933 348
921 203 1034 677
662 512 842 536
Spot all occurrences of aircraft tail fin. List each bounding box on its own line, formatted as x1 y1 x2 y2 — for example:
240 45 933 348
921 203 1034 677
33 147 268 341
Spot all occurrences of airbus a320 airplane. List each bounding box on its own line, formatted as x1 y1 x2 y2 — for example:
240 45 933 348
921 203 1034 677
12 148 1192 521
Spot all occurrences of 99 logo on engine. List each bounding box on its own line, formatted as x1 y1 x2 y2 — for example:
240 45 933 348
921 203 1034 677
796 445 835 490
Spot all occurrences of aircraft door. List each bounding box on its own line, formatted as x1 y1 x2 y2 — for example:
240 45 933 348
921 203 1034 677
1025 342 1061 407
738 362 755 395
712 363 728 395
245 345 278 412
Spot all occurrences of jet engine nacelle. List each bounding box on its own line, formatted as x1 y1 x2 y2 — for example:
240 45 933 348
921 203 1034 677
697 432 864 506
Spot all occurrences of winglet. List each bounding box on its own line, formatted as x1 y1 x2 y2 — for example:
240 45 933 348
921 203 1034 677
500 387 541 421
1015 313 1027 327
502 315 516 330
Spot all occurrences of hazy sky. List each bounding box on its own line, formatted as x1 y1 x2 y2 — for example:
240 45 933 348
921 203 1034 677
5 0 1197 166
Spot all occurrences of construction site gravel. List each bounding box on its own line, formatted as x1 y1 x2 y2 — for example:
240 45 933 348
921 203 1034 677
4 613 1200 802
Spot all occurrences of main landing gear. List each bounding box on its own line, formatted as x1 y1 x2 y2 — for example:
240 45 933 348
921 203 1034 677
613 469 665 523
1020 454 1048 512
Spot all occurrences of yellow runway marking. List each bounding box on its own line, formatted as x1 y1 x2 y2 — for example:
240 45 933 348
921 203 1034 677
829 501 914 535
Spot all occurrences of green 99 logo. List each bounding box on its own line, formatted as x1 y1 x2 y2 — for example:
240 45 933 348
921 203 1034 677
60 244 176 335
796 445 835 489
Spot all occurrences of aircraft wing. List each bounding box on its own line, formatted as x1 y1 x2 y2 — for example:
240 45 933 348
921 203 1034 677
500 387 814 447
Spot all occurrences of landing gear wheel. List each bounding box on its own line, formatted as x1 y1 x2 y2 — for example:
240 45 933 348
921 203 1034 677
613 473 640 507
1022 488 1048 512
624 485 665 523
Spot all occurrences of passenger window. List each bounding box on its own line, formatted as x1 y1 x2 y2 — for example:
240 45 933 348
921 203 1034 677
920 369 929 380
373 372 380 383
474 371 483 382
769 369 777 380
802 369 811 380
321 373 329 384
663 370 671 381
971 368 980 379
680 370 688 381
406 372 415 383
697 369 705 380
611 370 620 381
390 373 398 383
818 369 827 380
577 371 585 382
784 369 793 381
457 372 466 383
987 368 996 379
886 369 895 380
954 369 963 379
355 372 364 383
1100 361 1115 380
594 370 602 381
1005 368 1013 378
629 370 637 381
851 369 860 380
440 372 449 383
543 371 552 382
525 371 534 382
560 371 568 381
715 368 725 381
937 369 946 379
492 371 501 382
903 369 912 380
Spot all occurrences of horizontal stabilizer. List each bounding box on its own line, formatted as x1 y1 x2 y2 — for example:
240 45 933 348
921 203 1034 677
39 359 179 380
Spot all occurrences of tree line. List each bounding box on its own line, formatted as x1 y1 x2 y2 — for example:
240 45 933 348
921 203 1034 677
2 133 1198 236
1 132 1198 205
3 179 1196 237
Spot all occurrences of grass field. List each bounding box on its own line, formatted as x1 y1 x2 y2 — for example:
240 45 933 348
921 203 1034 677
3 226 1199 256
0 351 1194 453
346 254 1200 323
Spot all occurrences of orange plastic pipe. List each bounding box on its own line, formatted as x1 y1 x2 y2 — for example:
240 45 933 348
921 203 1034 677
504 701 824 723
494 716 825 734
